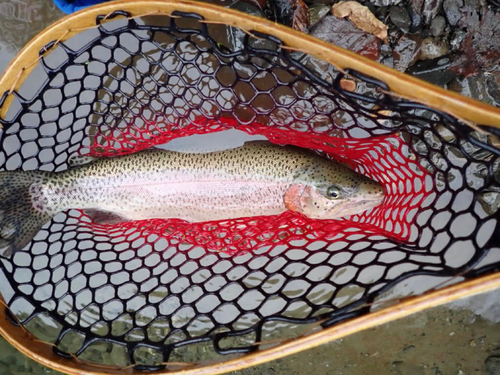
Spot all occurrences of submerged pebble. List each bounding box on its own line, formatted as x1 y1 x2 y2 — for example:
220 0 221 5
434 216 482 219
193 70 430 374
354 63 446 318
450 30 467 51
308 4 331 29
226 2 268 51
407 56 456 87
390 5 412 32
368 0 404 5
485 355 500 375
443 0 463 26
381 43 393 56
430 15 446 37
407 5 423 33
392 35 421 71
419 37 450 60
421 0 445 24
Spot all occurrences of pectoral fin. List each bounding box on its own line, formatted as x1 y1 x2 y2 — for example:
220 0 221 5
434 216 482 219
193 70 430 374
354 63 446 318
83 209 130 225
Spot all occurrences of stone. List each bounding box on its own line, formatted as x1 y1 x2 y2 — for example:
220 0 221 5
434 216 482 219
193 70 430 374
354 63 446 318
301 16 382 81
449 7 500 76
485 356 500 375
450 30 467 51
448 73 498 107
381 56 394 68
390 6 412 32
443 0 463 26
486 73 500 107
309 16 381 61
368 0 404 5
411 0 445 24
308 4 331 29
402 345 416 353
406 56 456 87
388 27 403 45
410 0 425 13
407 5 423 33
422 0 444 23
376 6 389 19
430 15 446 36
392 35 422 71
381 43 393 56
419 37 450 60
226 2 269 52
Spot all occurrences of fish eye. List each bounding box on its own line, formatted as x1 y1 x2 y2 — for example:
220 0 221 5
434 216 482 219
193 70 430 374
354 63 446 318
326 185 341 199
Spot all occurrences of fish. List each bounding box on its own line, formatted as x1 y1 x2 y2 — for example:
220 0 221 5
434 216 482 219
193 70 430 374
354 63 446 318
0 141 384 258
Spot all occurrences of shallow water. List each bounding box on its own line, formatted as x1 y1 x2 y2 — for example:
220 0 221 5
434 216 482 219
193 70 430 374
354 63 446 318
0 287 498 375
0 0 499 374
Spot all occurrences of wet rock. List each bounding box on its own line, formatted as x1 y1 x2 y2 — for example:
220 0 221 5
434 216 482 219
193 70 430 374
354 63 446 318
368 0 404 6
430 15 446 36
381 56 394 68
309 16 381 60
466 0 481 10
486 73 500 106
479 192 500 217
226 2 268 51
407 56 456 87
302 16 381 80
443 0 463 26
376 6 389 19
381 43 393 56
392 35 421 71
485 356 500 375
308 4 330 29
424 0 445 24
450 30 467 51
390 6 412 32
449 7 500 76
419 37 450 59
402 344 416 353
407 5 423 33
270 0 309 31
448 73 499 106
411 0 445 24
410 0 425 13
388 27 403 45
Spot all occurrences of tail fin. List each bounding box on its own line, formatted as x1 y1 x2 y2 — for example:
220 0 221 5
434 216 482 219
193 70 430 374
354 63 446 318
0 171 52 258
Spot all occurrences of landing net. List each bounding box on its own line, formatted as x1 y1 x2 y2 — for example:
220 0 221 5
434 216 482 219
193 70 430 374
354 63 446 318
0 9 499 371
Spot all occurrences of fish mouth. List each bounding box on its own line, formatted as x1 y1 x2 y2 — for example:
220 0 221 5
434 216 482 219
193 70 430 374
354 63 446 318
344 196 384 210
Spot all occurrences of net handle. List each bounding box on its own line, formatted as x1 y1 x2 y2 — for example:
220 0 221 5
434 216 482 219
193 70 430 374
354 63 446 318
0 273 499 375
0 0 499 127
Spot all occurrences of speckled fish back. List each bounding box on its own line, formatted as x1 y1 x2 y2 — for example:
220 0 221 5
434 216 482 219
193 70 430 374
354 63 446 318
34 142 354 222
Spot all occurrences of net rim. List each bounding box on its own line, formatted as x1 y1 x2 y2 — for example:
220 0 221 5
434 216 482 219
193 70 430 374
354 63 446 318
0 0 499 127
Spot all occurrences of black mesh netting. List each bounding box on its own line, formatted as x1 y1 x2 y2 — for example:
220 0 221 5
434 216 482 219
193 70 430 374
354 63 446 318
0 9 499 371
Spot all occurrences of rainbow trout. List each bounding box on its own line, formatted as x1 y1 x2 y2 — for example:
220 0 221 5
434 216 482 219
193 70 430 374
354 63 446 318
0 142 384 257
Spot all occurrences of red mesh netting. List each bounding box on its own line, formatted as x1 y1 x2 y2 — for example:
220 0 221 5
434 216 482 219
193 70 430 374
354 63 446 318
79 117 431 255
